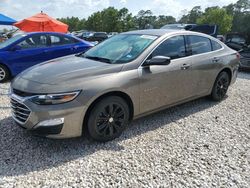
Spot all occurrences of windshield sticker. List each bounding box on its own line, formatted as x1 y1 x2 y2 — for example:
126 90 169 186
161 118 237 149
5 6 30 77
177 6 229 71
126 54 132 58
140 35 157 40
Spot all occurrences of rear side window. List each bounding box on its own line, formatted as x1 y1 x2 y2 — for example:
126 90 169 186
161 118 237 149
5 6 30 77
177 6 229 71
151 35 186 60
188 35 212 55
211 40 222 51
50 35 60 45
62 36 79 44
50 35 78 46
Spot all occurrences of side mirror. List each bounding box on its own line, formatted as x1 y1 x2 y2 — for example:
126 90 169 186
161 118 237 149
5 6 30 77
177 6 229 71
10 45 21 51
143 56 171 67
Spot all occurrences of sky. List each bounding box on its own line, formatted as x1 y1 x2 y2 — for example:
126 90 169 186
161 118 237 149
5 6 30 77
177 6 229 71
0 0 238 23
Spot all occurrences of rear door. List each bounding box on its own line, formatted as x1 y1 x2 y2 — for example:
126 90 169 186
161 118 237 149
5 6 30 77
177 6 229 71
186 35 222 94
48 34 84 59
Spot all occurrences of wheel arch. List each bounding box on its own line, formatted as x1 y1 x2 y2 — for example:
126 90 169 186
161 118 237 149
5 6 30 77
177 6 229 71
218 67 232 85
0 61 12 77
82 90 134 135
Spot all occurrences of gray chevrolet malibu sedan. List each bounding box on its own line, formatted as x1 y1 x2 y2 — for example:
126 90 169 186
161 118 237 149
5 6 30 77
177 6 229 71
10 29 240 142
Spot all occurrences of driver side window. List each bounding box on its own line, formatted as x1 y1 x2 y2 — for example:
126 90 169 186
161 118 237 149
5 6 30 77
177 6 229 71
18 35 47 49
150 35 186 60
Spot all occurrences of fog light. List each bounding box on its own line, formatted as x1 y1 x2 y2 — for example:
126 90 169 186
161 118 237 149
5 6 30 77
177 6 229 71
37 118 64 127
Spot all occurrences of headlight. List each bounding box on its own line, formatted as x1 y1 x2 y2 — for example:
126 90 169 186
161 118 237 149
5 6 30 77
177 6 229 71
30 91 80 105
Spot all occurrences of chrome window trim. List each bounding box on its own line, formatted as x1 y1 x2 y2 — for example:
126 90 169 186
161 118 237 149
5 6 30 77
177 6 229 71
139 33 225 68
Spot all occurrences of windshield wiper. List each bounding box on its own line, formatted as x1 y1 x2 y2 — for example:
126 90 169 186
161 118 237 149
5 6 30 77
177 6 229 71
75 52 85 57
83 55 112 64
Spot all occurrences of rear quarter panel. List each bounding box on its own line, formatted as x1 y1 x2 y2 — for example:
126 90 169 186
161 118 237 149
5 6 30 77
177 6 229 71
208 46 239 90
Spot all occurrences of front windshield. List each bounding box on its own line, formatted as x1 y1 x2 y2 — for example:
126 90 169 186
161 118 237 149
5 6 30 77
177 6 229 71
0 34 26 49
83 34 158 64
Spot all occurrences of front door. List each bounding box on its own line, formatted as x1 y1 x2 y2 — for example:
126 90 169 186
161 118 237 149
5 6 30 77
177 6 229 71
138 35 196 114
6 34 50 74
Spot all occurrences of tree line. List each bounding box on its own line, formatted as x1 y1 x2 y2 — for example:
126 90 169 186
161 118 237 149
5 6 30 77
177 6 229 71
57 0 250 35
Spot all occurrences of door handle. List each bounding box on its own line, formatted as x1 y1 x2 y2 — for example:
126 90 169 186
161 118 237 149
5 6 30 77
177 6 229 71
181 63 191 70
212 57 220 62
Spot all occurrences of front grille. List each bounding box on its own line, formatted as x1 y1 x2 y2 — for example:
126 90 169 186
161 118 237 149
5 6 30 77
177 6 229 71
10 98 31 124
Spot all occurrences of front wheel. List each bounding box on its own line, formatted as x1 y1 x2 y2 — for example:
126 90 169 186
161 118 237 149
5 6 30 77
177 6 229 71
87 96 130 142
211 71 230 101
0 64 10 83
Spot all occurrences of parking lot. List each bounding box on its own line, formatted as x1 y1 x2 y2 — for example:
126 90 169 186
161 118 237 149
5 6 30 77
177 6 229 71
0 72 249 187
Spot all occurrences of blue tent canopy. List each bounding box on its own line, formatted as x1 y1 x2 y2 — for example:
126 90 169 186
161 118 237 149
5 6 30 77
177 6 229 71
0 13 16 25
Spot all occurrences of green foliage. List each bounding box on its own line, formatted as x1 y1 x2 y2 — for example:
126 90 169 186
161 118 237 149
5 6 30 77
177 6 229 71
117 8 136 31
154 15 176 28
224 0 250 35
135 10 154 29
57 17 86 32
57 0 250 36
179 6 203 23
135 10 176 29
197 7 233 34
58 7 176 32
234 0 250 12
84 7 136 32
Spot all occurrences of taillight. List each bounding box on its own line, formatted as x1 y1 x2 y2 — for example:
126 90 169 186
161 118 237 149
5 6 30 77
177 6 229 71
236 52 240 60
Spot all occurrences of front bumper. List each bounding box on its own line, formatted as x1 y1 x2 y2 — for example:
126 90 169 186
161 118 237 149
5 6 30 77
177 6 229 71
10 93 88 139
16 121 64 136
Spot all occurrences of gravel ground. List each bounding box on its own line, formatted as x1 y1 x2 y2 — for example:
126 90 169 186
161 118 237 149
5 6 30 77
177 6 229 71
0 72 249 188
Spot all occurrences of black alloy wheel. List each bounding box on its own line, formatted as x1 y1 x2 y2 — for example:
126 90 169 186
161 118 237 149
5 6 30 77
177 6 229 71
0 64 10 83
87 96 129 142
211 71 230 101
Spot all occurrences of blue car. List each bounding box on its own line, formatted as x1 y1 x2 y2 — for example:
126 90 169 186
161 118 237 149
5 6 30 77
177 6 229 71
0 32 93 82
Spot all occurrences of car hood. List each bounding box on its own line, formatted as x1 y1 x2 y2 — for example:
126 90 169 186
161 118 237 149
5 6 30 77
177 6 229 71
17 55 123 85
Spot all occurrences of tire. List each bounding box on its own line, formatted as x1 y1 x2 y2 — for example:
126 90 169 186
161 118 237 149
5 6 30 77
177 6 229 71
211 71 230 101
87 96 130 142
0 64 10 83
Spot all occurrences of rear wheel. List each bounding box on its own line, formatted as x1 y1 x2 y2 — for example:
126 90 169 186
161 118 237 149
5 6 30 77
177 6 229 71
0 64 10 83
87 96 130 142
211 71 230 101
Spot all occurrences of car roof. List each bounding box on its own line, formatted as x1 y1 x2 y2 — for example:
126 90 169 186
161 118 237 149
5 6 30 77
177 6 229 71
126 29 206 36
25 32 70 36
122 29 188 36
123 29 221 40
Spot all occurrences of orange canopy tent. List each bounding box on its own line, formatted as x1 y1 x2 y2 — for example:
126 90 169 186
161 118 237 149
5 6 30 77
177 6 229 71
14 12 68 33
